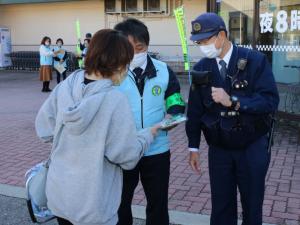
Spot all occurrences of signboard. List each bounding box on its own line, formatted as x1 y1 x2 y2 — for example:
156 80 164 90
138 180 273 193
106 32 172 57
260 10 300 33
0 0 78 4
0 27 12 67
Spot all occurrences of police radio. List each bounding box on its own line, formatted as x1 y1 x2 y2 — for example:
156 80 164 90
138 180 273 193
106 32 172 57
191 70 212 90
230 49 250 91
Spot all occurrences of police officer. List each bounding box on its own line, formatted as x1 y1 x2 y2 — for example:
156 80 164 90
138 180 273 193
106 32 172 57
186 13 279 225
115 18 185 225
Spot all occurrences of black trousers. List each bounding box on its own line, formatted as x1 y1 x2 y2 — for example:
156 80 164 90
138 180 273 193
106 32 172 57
209 135 271 225
117 151 170 225
57 217 73 225
56 70 67 84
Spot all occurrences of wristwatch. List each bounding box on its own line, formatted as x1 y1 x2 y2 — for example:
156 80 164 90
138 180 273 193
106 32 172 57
230 95 240 111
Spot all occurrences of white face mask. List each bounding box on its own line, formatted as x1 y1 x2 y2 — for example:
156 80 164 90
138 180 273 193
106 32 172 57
199 35 224 59
130 52 147 70
57 43 62 47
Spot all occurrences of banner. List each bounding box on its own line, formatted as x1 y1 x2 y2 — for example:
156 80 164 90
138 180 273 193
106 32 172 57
75 19 83 68
174 6 190 72
0 27 12 67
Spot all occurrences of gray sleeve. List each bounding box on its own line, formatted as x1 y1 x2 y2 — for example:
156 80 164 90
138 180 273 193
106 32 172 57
35 87 59 143
105 95 154 170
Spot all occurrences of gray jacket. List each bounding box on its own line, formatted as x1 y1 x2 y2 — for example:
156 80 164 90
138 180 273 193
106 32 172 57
35 70 153 225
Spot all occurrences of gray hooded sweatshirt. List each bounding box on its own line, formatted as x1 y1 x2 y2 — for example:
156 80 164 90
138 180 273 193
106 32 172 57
35 70 153 225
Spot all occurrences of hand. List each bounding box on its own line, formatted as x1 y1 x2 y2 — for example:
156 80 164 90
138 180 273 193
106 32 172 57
211 87 232 107
161 114 177 131
150 124 162 137
60 59 64 63
54 50 61 55
189 151 200 173
161 124 177 131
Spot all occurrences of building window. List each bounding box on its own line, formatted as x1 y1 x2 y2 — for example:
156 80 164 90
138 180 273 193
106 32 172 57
122 0 138 12
105 0 169 14
258 0 300 84
143 0 160 11
211 0 300 113
105 0 116 13
215 0 254 46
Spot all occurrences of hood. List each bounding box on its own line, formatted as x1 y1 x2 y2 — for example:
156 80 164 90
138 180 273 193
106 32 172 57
61 70 113 135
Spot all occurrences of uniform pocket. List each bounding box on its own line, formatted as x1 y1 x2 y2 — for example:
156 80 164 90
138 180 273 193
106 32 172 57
220 117 256 149
200 114 220 146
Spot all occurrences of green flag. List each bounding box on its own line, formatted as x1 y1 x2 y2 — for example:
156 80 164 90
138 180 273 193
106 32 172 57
75 19 83 68
174 6 190 71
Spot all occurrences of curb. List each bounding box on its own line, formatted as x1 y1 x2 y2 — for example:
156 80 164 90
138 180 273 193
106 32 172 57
0 184 275 225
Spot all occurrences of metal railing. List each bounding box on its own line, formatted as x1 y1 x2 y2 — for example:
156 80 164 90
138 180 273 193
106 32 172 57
2 44 299 117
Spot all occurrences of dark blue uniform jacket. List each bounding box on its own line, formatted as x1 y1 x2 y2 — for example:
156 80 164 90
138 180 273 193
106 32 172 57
186 45 280 150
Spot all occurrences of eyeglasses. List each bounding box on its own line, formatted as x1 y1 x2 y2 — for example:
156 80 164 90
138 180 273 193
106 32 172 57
193 35 218 46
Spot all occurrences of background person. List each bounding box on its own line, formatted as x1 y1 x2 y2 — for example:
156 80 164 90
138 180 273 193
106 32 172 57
53 38 68 84
39 36 62 92
81 38 90 68
78 32 92 51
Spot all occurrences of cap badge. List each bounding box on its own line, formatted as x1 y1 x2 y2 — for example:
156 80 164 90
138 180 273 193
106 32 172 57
193 22 201 32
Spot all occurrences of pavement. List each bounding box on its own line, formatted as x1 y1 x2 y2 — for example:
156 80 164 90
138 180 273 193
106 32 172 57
0 71 300 225
0 194 147 225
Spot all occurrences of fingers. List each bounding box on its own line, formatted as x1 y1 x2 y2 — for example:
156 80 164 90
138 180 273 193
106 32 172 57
190 160 200 174
189 152 201 174
150 127 158 136
211 87 226 104
190 160 196 171
151 123 162 135
155 123 162 129
211 90 220 103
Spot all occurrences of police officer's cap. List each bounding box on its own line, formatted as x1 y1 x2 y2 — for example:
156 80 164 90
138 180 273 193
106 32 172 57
190 13 227 42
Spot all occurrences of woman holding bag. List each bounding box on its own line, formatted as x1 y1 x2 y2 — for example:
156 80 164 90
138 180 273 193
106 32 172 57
35 29 160 225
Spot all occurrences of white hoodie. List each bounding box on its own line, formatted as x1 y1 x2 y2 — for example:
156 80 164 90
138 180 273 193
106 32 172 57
35 70 153 225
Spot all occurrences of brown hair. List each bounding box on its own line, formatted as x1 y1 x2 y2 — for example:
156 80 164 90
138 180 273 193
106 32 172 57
85 29 134 77
41 36 51 45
